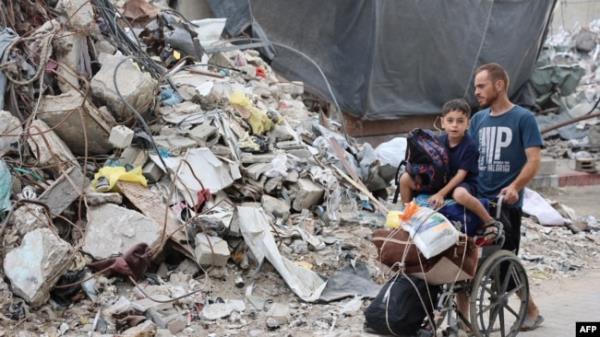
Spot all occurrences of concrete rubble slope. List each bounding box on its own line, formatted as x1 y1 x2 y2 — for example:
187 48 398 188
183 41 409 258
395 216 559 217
0 1 599 336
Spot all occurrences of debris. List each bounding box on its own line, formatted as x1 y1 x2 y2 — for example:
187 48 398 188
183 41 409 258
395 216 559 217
0 159 11 214
523 188 567 226
8 203 48 237
82 204 161 259
26 119 78 168
194 233 230 267
201 300 245 320
237 206 326 302
109 125 135 149
37 166 85 216
121 320 156 337
3 228 72 307
292 179 324 211
91 53 157 121
261 194 290 219
0 110 22 156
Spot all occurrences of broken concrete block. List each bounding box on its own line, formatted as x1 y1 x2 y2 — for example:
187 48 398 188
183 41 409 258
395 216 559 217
9 204 48 237
292 179 324 211
188 123 219 145
261 195 290 220
120 146 149 167
121 320 156 337
27 119 77 168
38 166 85 216
538 157 557 176
3 228 72 307
276 82 304 96
142 161 164 183
0 110 22 156
201 300 245 320
91 53 157 121
83 203 161 259
270 123 296 141
58 0 94 29
194 233 230 266
575 29 597 53
109 125 135 149
53 31 82 92
38 90 115 155
156 329 174 337
267 302 290 325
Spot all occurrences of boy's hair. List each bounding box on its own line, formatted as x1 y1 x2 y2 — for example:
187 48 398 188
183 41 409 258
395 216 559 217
475 63 510 91
441 98 471 118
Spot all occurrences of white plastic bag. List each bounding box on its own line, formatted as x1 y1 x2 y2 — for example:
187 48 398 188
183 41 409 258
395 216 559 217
400 203 459 259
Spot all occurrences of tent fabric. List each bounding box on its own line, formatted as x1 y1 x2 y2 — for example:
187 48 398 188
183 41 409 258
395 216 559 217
208 0 556 120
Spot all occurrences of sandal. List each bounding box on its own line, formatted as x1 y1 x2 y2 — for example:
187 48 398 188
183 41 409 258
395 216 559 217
475 220 504 246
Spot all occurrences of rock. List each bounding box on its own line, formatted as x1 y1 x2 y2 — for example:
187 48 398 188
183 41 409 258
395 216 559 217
109 125 135 149
9 204 48 236
156 329 174 337
261 195 290 219
57 0 94 29
53 31 82 92
0 110 22 156
201 300 245 320
188 123 219 145
537 157 557 176
3 228 72 307
38 90 115 155
91 53 157 121
292 179 324 211
142 161 164 183
194 233 230 266
120 146 149 167
266 302 290 326
271 123 296 141
121 320 156 337
266 317 281 330
575 29 597 53
37 166 86 216
174 259 200 276
82 203 161 259
27 119 77 168
290 240 309 255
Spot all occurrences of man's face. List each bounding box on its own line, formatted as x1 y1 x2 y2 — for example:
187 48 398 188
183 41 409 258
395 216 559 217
474 70 498 107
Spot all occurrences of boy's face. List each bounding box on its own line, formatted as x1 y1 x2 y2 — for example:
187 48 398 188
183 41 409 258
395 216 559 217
441 109 469 140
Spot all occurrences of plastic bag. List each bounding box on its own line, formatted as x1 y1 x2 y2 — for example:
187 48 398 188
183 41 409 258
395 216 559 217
0 160 11 214
393 201 459 259
92 166 147 192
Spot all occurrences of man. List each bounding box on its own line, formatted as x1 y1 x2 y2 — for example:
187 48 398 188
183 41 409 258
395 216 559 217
469 63 544 331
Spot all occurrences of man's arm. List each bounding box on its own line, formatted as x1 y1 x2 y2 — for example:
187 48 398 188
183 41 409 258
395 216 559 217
500 147 541 204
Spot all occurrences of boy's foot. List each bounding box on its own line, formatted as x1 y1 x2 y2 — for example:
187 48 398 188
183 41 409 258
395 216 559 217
475 220 503 246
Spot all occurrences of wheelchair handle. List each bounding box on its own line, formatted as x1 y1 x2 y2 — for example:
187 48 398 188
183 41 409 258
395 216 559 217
495 195 504 220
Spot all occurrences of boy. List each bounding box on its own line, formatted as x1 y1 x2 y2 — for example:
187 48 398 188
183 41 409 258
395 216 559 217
399 98 500 242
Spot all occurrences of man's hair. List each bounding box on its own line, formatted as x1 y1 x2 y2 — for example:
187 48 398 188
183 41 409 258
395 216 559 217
476 63 510 91
441 98 471 118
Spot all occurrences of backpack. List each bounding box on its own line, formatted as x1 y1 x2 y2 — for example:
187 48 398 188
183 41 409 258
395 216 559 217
364 274 440 336
393 129 450 203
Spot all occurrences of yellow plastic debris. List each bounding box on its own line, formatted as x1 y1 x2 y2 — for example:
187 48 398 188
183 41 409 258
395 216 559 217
385 210 402 229
92 166 147 192
229 91 273 135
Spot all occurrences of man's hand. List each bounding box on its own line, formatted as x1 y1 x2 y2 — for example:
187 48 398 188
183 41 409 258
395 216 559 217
428 193 445 209
500 185 519 205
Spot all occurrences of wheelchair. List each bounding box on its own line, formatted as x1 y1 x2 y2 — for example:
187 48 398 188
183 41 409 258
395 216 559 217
428 197 530 337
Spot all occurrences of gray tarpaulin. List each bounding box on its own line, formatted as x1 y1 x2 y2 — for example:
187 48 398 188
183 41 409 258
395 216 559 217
208 0 556 120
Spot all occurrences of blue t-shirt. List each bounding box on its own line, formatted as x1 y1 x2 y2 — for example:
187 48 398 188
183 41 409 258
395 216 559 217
439 133 479 192
468 105 543 207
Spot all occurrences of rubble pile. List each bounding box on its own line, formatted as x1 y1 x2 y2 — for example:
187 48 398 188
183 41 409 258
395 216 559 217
0 0 394 335
533 20 600 160
1 1 599 336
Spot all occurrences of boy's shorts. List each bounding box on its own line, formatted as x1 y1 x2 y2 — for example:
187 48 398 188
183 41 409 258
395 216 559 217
451 182 477 196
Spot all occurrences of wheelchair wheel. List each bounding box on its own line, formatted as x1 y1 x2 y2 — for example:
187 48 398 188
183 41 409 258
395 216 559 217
469 250 529 337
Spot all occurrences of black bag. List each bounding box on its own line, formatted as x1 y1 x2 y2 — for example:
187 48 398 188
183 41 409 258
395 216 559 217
393 129 450 203
364 275 439 336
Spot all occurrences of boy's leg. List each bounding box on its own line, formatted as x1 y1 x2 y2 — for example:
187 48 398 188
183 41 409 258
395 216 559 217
399 172 416 204
452 187 494 223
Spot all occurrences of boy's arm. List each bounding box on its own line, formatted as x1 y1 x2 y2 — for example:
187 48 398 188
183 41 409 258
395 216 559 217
428 169 468 208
